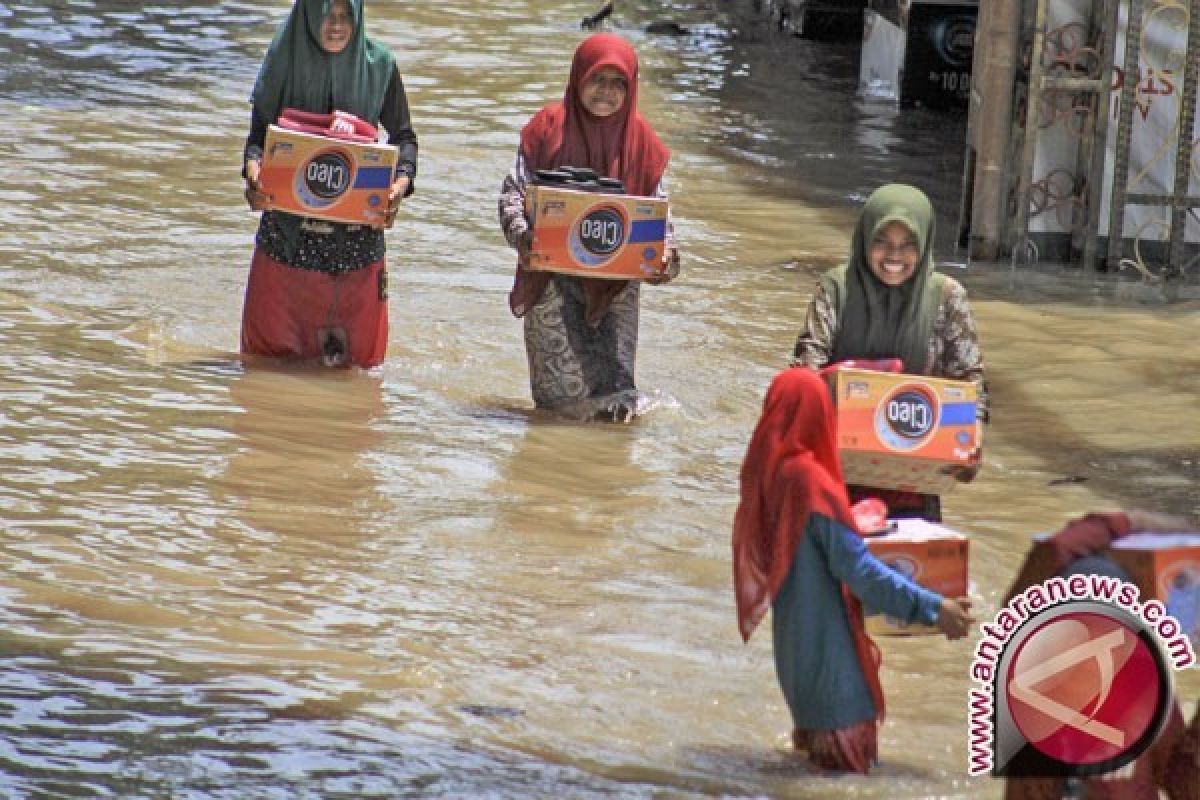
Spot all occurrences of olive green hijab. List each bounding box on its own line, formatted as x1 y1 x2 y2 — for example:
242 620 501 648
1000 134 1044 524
820 184 945 373
251 0 394 128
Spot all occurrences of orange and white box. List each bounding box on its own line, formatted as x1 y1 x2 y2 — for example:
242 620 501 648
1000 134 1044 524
524 185 668 280
259 124 398 226
1109 533 1200 648
864 517 969 635
825 367 978 493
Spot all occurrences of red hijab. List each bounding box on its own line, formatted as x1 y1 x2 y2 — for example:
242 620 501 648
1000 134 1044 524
732 368 885 719
510 34 670 323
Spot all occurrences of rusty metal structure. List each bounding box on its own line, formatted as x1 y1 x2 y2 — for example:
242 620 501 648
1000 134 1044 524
960 0 1200 282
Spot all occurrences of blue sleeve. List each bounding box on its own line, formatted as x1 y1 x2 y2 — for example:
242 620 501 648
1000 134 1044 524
812 516 944 626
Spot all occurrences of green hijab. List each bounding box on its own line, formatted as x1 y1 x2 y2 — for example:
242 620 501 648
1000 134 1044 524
251 0 394 128
820 184 945 374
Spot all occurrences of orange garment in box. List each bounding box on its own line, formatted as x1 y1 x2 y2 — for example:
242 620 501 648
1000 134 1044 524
825 367 978 494
524 184 668 280
864 517 968 635
259 125 398 226
1109 533 1200 648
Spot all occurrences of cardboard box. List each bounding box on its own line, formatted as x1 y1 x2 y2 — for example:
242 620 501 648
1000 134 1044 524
259 124 398 226
826 367 978 493
1109 533 1200 648
864 517 968 635
524 185 668 280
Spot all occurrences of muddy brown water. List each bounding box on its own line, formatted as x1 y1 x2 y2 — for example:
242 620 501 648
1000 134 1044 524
0 1 1195 797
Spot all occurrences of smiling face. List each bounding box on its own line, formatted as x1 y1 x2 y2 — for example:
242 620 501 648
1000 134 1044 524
867 220 921 287
319 0 354 54
579 66 629 118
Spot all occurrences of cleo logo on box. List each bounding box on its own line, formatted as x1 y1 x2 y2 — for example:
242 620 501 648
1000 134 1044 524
295 149 354 209
569 204 628 267
876 384 939 452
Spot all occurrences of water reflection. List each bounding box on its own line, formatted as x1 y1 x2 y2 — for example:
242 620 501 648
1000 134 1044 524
216 365 387 538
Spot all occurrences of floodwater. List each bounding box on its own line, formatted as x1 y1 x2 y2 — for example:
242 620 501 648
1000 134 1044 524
0 1 1196 798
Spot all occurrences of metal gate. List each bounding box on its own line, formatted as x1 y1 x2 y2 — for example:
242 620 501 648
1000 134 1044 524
984 0 1199 282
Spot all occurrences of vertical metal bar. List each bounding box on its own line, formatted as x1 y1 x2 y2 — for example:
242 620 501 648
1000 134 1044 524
1167 2 1200 271
1081 0 1119 270
1011 0 1049 259
1106 0 1144 270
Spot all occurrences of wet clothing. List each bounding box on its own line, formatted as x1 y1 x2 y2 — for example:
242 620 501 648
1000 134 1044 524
734 369 937 774
791 184 987 520
240 0 418 368
240 249 388 367
773 514 941 731
499 34 676 413
498 151 675 415
521 273 641 417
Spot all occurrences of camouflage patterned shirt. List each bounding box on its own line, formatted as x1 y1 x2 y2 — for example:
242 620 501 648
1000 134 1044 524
791 275 989 420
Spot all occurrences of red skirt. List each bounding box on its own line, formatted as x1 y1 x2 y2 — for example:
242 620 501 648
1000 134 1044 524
793 719 878 774
240 248 388 368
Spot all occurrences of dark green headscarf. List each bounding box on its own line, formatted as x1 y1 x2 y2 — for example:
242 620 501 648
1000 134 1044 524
820 184 946 374
251 0 394 128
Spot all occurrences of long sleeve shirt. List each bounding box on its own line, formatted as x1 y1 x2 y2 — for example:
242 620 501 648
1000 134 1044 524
791 278 989 421
772 513 943 730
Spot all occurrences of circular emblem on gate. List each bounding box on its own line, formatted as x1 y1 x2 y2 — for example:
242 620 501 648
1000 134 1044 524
568 204 628 267
295 149 354 209
933 15 976 67
875 384 939 451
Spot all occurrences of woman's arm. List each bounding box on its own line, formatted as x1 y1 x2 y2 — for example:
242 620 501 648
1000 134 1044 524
791 283 836 369
646 171 679 284
938 278 989 422
379 66 418 199
498 150 532 250
242 106 270 211
815 516 944 627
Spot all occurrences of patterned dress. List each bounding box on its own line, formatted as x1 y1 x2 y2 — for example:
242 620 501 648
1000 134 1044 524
498 151 678 418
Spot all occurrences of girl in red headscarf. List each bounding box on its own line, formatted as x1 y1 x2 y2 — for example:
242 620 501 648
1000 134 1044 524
733 368 973 773
497 33 678 420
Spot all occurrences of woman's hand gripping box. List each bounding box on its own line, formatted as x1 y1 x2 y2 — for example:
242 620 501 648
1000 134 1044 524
259 125 398 226
524 185 668 280
865 517 969 636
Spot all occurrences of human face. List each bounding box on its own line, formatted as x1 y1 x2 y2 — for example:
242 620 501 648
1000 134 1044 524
867 220 921 286
320 0 354 54
580 67 628 118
